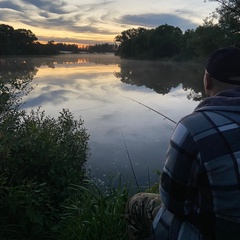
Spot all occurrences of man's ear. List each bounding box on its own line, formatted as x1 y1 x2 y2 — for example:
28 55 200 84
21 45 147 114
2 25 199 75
205 72 213 90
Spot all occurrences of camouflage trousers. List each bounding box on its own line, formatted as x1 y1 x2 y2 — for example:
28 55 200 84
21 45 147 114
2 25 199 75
125 192 162 240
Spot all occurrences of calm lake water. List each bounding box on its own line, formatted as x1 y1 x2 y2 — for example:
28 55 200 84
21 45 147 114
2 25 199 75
2 54 205 188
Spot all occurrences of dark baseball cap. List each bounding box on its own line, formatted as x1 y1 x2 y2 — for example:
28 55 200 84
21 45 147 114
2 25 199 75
205 47 240 85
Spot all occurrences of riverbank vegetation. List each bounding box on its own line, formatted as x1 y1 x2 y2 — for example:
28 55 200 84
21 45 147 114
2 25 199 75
0 63 130 239
0 105 89 238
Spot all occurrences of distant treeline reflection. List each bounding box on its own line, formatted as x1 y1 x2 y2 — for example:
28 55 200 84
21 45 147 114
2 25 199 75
0 55 205 102
114 60 204 101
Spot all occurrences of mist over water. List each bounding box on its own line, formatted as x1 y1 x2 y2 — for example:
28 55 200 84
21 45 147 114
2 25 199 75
2 54 203 187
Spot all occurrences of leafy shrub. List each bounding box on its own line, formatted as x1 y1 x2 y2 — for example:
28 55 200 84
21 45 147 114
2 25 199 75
0 108 90 239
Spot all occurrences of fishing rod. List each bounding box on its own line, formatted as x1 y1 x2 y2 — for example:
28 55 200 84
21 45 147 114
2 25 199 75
121 130 140 191
125 96 177 124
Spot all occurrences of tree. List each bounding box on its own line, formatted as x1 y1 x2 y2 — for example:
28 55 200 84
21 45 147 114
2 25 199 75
147 24 183 59
13 28 38 54
131 31 149 59
0 25 38 55
114 25 183 60
114 27 148 58
0 24 15 54
180 29 198 60
187 24 228 58
114 27 147 43
0 24 14 37
14 28 38 44
206 0 240 47
87 43 115 53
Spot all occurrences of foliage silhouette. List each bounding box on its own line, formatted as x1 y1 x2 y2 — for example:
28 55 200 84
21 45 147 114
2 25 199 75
114 59 205 101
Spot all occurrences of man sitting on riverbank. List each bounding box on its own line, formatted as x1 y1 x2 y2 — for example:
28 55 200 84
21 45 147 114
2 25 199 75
126 46 240 239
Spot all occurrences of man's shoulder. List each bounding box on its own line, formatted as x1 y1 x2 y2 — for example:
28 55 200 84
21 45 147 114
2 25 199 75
179 111 206 127
178 111 212 136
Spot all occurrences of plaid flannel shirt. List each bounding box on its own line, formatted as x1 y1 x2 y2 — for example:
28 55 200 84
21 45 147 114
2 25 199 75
153 88 240 240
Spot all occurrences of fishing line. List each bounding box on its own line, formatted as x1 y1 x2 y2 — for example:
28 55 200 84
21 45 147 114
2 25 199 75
119 95 176 190
121 130 140 191
124 96 177 124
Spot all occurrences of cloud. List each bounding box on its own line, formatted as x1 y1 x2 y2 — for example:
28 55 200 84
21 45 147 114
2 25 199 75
0 0 118 37
120 13 198 31
0 0 204 44
0 1 23 11
0 1 26 22
21 16 103 34
21 0 69 14
75 1 115 12
0 9 24 23
39 11 50 18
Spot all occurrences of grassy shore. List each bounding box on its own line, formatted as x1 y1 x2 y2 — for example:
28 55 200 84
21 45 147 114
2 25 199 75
57 175 130 240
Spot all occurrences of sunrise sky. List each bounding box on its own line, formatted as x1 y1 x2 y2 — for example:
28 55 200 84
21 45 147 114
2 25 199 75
0 0 219 46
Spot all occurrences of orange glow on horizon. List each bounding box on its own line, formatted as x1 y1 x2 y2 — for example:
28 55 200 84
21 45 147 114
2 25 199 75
37 40 90 48
1 21 116 46
32 25 116 46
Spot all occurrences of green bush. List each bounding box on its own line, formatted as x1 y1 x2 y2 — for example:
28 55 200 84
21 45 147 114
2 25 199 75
0 108 90 239
0 61 131 239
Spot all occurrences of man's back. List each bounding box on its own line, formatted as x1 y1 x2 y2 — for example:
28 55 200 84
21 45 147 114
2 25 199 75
157 87 240 239
126 47 240 240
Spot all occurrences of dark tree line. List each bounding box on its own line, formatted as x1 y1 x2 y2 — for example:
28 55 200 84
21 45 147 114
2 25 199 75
115 0 240 60
46 40 80 53
0 24 38 55
79 43 116 53
114 23 236 60
0 24 115 55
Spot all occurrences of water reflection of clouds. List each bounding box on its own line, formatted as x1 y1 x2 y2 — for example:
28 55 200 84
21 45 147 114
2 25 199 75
168 84 192 98
23 90 71 108
169 84 182 93
20 55 201 186
120 83 153 93
24 65 120 111
34 72 119 94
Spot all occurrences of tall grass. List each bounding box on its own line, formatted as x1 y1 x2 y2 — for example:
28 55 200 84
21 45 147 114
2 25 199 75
57 174 130 240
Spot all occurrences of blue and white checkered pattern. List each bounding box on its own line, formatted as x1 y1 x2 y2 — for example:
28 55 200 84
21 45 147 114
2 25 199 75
153 88 240 239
